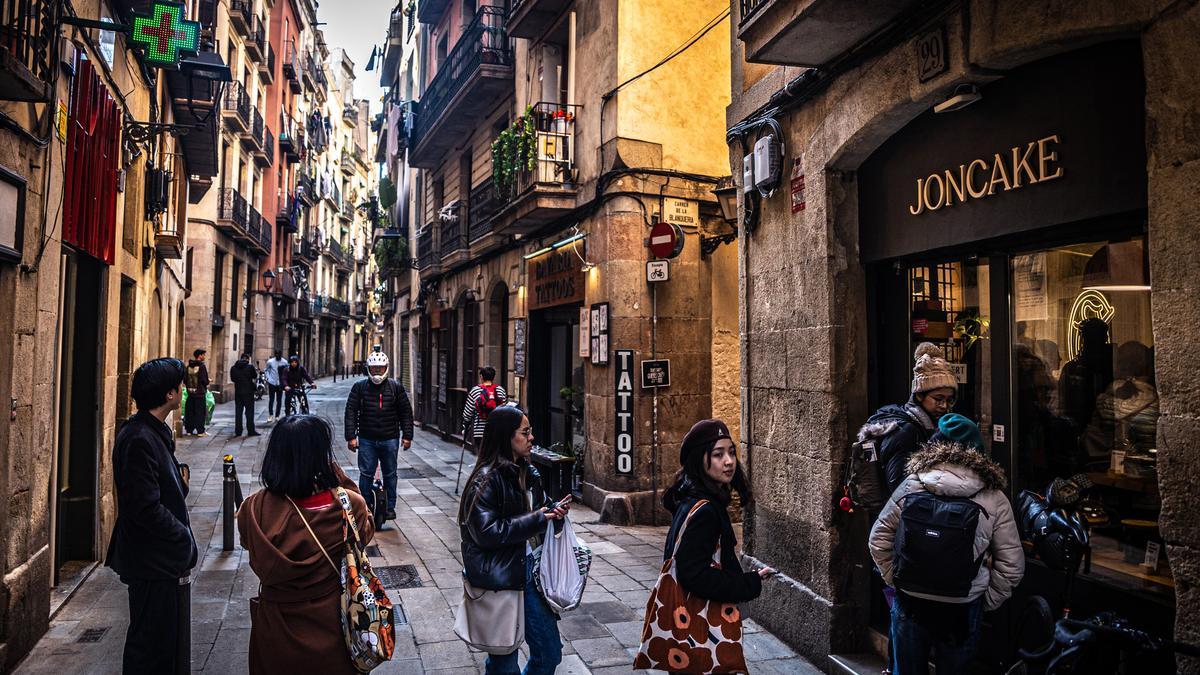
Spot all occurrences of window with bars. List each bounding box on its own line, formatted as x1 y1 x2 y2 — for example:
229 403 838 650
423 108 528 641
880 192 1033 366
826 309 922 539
461 301 478 389
910 262 967 362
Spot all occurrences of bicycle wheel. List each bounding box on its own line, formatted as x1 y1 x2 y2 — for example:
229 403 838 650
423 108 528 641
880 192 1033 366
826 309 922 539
300 395 309 414
1015 595 1056 664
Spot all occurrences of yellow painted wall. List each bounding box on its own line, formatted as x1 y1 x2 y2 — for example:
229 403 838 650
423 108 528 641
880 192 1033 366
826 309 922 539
615 0 732 176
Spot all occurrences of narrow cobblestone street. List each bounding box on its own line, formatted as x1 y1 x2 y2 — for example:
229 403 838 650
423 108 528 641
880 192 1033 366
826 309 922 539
13 377 818 674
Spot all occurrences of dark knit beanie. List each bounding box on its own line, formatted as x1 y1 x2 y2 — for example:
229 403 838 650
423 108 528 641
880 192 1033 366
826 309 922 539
932 413 985 451
679 419 732 466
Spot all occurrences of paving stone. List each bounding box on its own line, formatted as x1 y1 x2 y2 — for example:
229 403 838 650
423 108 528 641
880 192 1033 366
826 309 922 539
578 600 639 623
605 620 645 648
571 636 632 668
416 639 475 670
743 630 798 662
558 613 611 640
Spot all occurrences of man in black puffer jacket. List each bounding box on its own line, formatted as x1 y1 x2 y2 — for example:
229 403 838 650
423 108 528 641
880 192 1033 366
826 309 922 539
229 352 259 438
344 350 413 520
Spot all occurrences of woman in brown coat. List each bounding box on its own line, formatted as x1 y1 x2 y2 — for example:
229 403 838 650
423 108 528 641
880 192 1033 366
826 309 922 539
237 414 375 674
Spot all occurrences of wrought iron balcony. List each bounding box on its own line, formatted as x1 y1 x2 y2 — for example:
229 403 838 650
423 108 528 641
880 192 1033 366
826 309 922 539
276 191 296 230
300 49 315 90
246 206 263 248
508 0 574 39
278 115 301 162
216 187 249 238
257 214 273 255
155 216 184 260
468 177 503 249
0 0 58 101
343 104 358 127
229 0 251 36
293 236 318 263
221 80 250 132
492 102 579 236
246 14 266 62
417 227 438 275
440 209 468 261
409 6 513 168
259 42 275 83
297 170 316 205
242 105 265 152
283 40 301 93
258 128 274 167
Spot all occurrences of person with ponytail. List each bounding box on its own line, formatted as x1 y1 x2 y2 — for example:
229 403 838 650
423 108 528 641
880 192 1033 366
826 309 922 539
458 406 569 675
661 419 774 603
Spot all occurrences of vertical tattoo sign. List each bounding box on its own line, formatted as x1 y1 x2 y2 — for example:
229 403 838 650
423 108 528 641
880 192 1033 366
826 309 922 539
614 350 634 475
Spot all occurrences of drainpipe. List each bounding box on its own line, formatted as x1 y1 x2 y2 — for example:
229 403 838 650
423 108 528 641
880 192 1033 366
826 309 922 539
567 12 576 107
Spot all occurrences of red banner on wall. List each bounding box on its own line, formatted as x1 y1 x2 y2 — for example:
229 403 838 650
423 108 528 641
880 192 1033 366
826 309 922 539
63 56 121 265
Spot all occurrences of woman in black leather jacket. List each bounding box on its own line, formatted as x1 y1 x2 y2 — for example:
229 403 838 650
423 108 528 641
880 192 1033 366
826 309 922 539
458 406 568 675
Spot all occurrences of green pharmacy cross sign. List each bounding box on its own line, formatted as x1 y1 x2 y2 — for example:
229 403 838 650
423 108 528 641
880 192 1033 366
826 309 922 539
130 2 200 69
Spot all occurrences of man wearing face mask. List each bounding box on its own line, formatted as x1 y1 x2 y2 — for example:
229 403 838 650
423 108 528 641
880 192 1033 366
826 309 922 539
344 349 414 520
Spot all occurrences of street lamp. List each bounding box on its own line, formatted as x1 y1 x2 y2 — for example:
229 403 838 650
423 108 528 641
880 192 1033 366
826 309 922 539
712 179 739 224
262 268 276 292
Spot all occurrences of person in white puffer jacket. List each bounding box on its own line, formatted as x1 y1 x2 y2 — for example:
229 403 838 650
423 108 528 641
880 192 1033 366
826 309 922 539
869 413 1025 675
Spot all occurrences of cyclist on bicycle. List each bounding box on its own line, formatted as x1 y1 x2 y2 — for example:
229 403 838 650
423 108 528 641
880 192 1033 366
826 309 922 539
282 355 315 416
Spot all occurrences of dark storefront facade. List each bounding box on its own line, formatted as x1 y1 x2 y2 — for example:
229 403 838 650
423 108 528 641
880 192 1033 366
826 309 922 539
730 1 1200 669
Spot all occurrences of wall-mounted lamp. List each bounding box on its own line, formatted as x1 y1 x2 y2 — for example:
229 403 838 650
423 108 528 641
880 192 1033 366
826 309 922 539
933 83 982 114
262 268 276 291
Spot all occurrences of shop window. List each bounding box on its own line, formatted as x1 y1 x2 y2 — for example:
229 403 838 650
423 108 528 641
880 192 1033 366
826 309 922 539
1012 236 1165 596
908 260 993 446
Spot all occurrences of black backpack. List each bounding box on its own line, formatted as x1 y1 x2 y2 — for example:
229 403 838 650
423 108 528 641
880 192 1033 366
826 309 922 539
892 491 989 597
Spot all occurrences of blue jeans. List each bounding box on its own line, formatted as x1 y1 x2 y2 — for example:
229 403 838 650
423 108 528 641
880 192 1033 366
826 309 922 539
890 591 982 675
484 555 562 675
356 437 399 512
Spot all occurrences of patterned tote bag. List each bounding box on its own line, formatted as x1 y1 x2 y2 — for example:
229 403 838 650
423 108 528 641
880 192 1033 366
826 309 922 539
291 488 397 672
634 500 749 674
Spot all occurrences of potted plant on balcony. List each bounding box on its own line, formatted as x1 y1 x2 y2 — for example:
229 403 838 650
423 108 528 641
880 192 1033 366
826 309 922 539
552 107 574 135
491 105 538 199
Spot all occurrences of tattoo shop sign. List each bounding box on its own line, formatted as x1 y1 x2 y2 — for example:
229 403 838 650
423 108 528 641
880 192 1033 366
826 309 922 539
614 350 634 475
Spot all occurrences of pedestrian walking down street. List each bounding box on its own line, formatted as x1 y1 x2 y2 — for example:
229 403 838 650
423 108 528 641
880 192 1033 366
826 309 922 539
282 354 315 415
461 365 508 449
237 415 374 675
183 348 209 436
229 352 259 437
343 350 413 521
106 358 199 675
660 420 773 601
869 415 1025 675
458 407 568 675
264 350 286 422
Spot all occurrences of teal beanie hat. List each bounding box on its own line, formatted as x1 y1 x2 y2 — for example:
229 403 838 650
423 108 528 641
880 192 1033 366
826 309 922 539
934 413 985 451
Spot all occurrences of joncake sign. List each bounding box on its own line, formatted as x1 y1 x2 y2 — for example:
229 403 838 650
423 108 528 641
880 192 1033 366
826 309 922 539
908 135 1063 215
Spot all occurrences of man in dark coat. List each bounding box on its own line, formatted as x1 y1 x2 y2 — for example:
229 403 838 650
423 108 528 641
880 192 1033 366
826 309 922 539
229 352 259 437
106 358 199 675
183 348 210 435
344 350 413 520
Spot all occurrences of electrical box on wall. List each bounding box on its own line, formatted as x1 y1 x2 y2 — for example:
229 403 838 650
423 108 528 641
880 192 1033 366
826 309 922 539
754 135 782 193
742 154 754 195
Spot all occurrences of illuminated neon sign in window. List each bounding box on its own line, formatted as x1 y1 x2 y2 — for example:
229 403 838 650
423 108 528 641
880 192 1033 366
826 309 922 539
129 2 200 69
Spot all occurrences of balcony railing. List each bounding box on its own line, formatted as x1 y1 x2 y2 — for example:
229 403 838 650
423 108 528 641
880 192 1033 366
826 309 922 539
242 105 264 151
413 6 511 145
0 0 59 101
739 0 769 25
504 102 577 199
221 80 250 131
297 171 316 205
229 0 251 35
293 236 318 262
417 227 436 270
260 128 274 167
469 178 502 242
276 191 296 230
440 208 467 258
247 205 262 244
217 187 248 235
354 301 367 317
283 40 301 92
259 42 275 83
246 13 266 61
258 215 273 254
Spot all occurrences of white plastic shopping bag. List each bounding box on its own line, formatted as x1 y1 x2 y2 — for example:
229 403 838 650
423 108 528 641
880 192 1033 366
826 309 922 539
537 515 591 612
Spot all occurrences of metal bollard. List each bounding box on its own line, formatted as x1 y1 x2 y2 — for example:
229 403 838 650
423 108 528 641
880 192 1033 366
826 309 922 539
176 575 191 675
222 455 244 551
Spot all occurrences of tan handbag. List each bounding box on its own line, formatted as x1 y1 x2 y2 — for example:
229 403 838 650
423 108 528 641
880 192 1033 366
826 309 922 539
454 576 524 655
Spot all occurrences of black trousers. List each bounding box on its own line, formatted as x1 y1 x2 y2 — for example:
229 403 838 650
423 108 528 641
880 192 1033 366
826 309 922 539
123 578 190 675
183 390 206 433
234 394 256 435
267 384 283 416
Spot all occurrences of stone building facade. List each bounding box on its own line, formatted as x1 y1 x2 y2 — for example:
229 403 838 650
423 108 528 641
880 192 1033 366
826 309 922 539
728 0 1200 670
377 0 742 522
0 0 214 666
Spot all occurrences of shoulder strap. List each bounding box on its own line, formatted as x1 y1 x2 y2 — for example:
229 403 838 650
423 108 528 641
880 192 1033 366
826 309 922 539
287 495 339 575
669 499 711 561
335 487 364 545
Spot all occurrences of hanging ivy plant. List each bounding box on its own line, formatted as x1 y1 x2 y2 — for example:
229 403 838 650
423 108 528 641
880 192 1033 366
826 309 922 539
491 105 539 200
374 237 409 273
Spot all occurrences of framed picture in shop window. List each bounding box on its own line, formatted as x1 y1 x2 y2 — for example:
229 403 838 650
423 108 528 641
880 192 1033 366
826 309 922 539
0 166 26 264
590 302 609 365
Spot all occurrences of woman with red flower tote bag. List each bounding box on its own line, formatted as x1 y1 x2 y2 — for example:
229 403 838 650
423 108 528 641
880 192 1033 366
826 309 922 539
635 419 774 674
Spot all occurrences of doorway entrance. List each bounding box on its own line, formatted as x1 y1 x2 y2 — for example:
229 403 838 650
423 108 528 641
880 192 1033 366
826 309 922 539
527 305 581 448
53 253 103 583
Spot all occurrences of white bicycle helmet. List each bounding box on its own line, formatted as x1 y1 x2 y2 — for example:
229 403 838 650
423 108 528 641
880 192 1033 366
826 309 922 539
366 351 390 384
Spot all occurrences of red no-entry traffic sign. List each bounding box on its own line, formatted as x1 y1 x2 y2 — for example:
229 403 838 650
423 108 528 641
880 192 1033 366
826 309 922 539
648 221 684 259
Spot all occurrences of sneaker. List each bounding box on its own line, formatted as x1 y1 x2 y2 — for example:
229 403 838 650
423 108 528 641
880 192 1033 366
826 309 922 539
197 432 208 437
247 432 261 437
267 416 275 423
387 508 397 520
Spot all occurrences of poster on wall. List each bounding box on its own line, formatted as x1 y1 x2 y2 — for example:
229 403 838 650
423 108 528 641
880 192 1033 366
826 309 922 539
513 318 527 377
1014 252 1048 322
614 349 634 475
590 302 610 365
579 306 590 358
437 350 447 404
